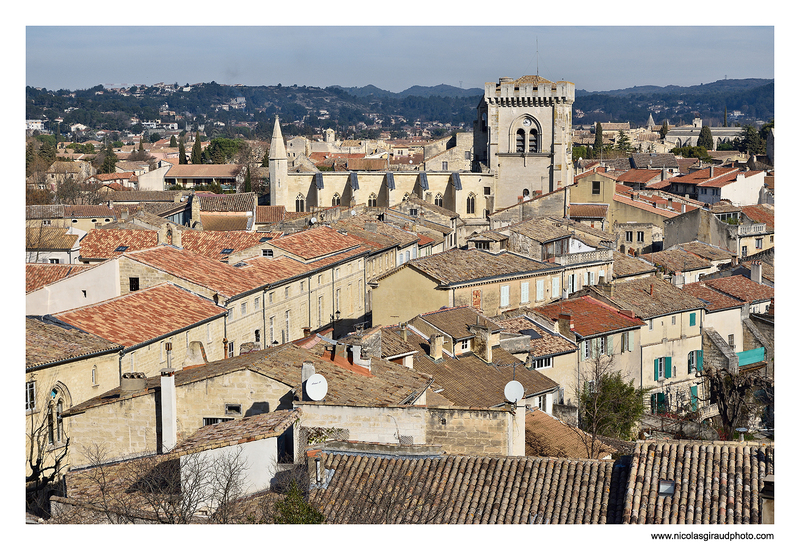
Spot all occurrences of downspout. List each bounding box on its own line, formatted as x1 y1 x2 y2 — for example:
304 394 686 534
261 287 267 348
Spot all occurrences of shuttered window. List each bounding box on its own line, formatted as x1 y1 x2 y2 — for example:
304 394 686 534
536 279 544 302
500 285 510 307
520 282 529 304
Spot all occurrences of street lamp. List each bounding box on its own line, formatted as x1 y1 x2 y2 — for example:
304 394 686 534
330 310 341 337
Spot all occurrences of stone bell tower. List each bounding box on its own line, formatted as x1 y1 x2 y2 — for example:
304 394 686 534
473 75 575 210
268 116 288 208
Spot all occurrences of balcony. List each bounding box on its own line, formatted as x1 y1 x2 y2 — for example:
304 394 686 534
553 248 614 266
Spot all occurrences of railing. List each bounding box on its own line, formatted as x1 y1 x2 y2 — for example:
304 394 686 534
735 223 767 236
553 248 614 266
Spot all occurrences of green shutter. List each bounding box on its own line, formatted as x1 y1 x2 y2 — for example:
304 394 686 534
654 359 659 381
665 356 672 378
690 312 696 326
697 350 703 372
690 385 698 411
607 334 614 355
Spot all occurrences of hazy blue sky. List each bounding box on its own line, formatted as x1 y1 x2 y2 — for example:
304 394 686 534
26 26 774 93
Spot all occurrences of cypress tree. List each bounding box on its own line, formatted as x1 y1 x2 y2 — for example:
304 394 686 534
169 135 178 148
190 131 203 164
594 123 604 155
178 137 187 164
697 126 714 150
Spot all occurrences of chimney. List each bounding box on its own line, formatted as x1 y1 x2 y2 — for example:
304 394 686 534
750 260 762 285
661 167 667 181
469 324 492 364
429 334 444 361
350 344 371 370
302 327 312 337
710 165 714 178
120 371 147 396
399 322 408 342
557 314 575 340
673 272 685 289
650 283 654 295
301 361 315 401
160 366 178 453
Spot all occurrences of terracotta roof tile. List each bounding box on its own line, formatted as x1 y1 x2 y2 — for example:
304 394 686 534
53 283 227 349
63 205 117 219
623 440 774 524
533 296 645 338
198 212 251 231
703 275 774 304
640 249 712 273
741 204 774 231
568 203 608 218
79 229 159 259
196 192 256 213
179 230 265 260
675 241 736 261
255 205 287 224
26 316 123 369
611 251 657 279
269 226 364 261
309 452 626 524
617 168 663 184
525 409 615 459
494 316 578 358
681 282 746 312
26 263 94 293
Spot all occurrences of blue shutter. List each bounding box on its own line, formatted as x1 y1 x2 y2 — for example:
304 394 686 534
697 350 704 372
665 356 672 378
690 312 696 326
654 359 659 381
690 385 698 411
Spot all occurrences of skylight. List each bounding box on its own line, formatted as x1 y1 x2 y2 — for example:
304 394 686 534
221 248 234 254
115 245 129 252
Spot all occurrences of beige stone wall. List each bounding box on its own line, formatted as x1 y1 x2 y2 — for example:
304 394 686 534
452 270 563 317
296 404 512 457
371 268 449 326
26 352 121 477
532 351 578 406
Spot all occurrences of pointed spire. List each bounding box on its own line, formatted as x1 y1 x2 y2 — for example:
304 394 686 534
269 116 287 160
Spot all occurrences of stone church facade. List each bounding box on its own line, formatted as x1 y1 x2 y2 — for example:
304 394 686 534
270 75 576 218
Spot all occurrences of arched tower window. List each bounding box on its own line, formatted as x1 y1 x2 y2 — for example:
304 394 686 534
516 129 526 153
529 129 538 153
510 117 541 153
295 194 305 212
332 193 341 207
434 193 444 208
367 193 377 208
47 387 66 446
466 193 476 215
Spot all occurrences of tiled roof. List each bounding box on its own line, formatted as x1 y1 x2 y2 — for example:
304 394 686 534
26 205 65 219
269 226 363 261
170 410 299 456
617 168 662 184
196 192 256 213
53 283 227 349
26 227 79 251
333 216 419 250
640 249 712 273
741 204 774 231
598 276 706 319
568 203 608 218
611 251 657 279
198 212 251 231
308 452 626 524
675 241 736 261
623 440 774 524
63 205 117 219
507 217 573 243
533 296 645 338
613 193 681 218
179 230 265 260
26 263 94 293
123 246 257 298
379 326 420 358
106 190 187 203
703 275 774 304
255 205 287 224
415 306 502 341
165 164 242 178
395 248 553 286
494 316 578 358
79 228 159 259
94 171 135 181
681 282 746 312
525 409 615 459
26 316 123 369
402 329 557 408
630 153 679 169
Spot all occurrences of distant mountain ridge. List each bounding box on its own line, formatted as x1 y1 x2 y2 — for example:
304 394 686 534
330 83 484 98
576 78 773 97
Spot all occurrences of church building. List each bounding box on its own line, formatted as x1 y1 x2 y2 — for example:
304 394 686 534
270 75 575 218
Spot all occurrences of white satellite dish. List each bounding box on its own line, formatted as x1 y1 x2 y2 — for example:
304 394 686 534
305 373 328 401
310 217 317 224
504 380 524 403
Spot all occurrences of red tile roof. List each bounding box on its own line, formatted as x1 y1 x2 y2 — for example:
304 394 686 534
26 263 95 293
617 169 662 184
741 204 774 231
533 296 645 338
269 226 363 261
26 317 123 368
179 230 265 260
568 203 608 218
256 205 287 224
702 275 774 304
79 229 159 259
53 283 227 348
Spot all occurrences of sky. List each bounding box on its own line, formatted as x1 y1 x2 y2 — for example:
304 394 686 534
26 24 775 94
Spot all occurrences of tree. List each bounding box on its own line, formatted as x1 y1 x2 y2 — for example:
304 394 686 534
273 479 325 524
698 364 773 440
169 135 178 148
593 123 604 155
178 137 187 164
575 354 648 458
697 125 714 150
138 136 145 152
148 132 161 143
243 165 252 193
98 142 118 174
190 131 203 164
614 130 632 153
659 120 669 140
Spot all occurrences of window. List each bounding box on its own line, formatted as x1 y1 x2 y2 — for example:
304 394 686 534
285 310 290 343
368 194 378 208
741 245 748 258
204 417 234 427
225 404 242 415
460 340 470 352
689 312 697 327
129 277 140 292
582 340 591 360
500 285 510 308
531 356 552 369
592 181 601 195
295 194 305 212
465 151 471 160
263 249 273 257
318 296 324 325
625 231 633 242
241 302 247 316
269 292 274 304
728 334 735 347
332 193 341 207
255 329 261 343
621 331 633 353
637 231 645 243
227 340 234 358
228 307 234 320
516 129 525 153
441 161 448 171
520 281 529 304
536 279 545 302
755 238 763 250
26 380 36 412
649 319 654 331
672 315 676 325
269 316 275 345
466 193 476 215
42 219 51 226
688 350 703 373
409 208 418 216
91 366 98 386
528 129 538 152
285 287 289 300
484 186 491 195
254 297 260 310
654 357 672 381
434 194 443 208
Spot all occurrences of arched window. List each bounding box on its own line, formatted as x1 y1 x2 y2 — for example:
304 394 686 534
466 193 476 215
367 193 377 208
516 129 526 153
528 129 538 153
332 193 341 207
47 387 65 446
434 193 443 208
295 194 305 212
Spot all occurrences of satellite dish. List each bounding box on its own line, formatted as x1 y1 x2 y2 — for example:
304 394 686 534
310 217 317 224
504 380 524 403
305 373 328 401
351 210 356 216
